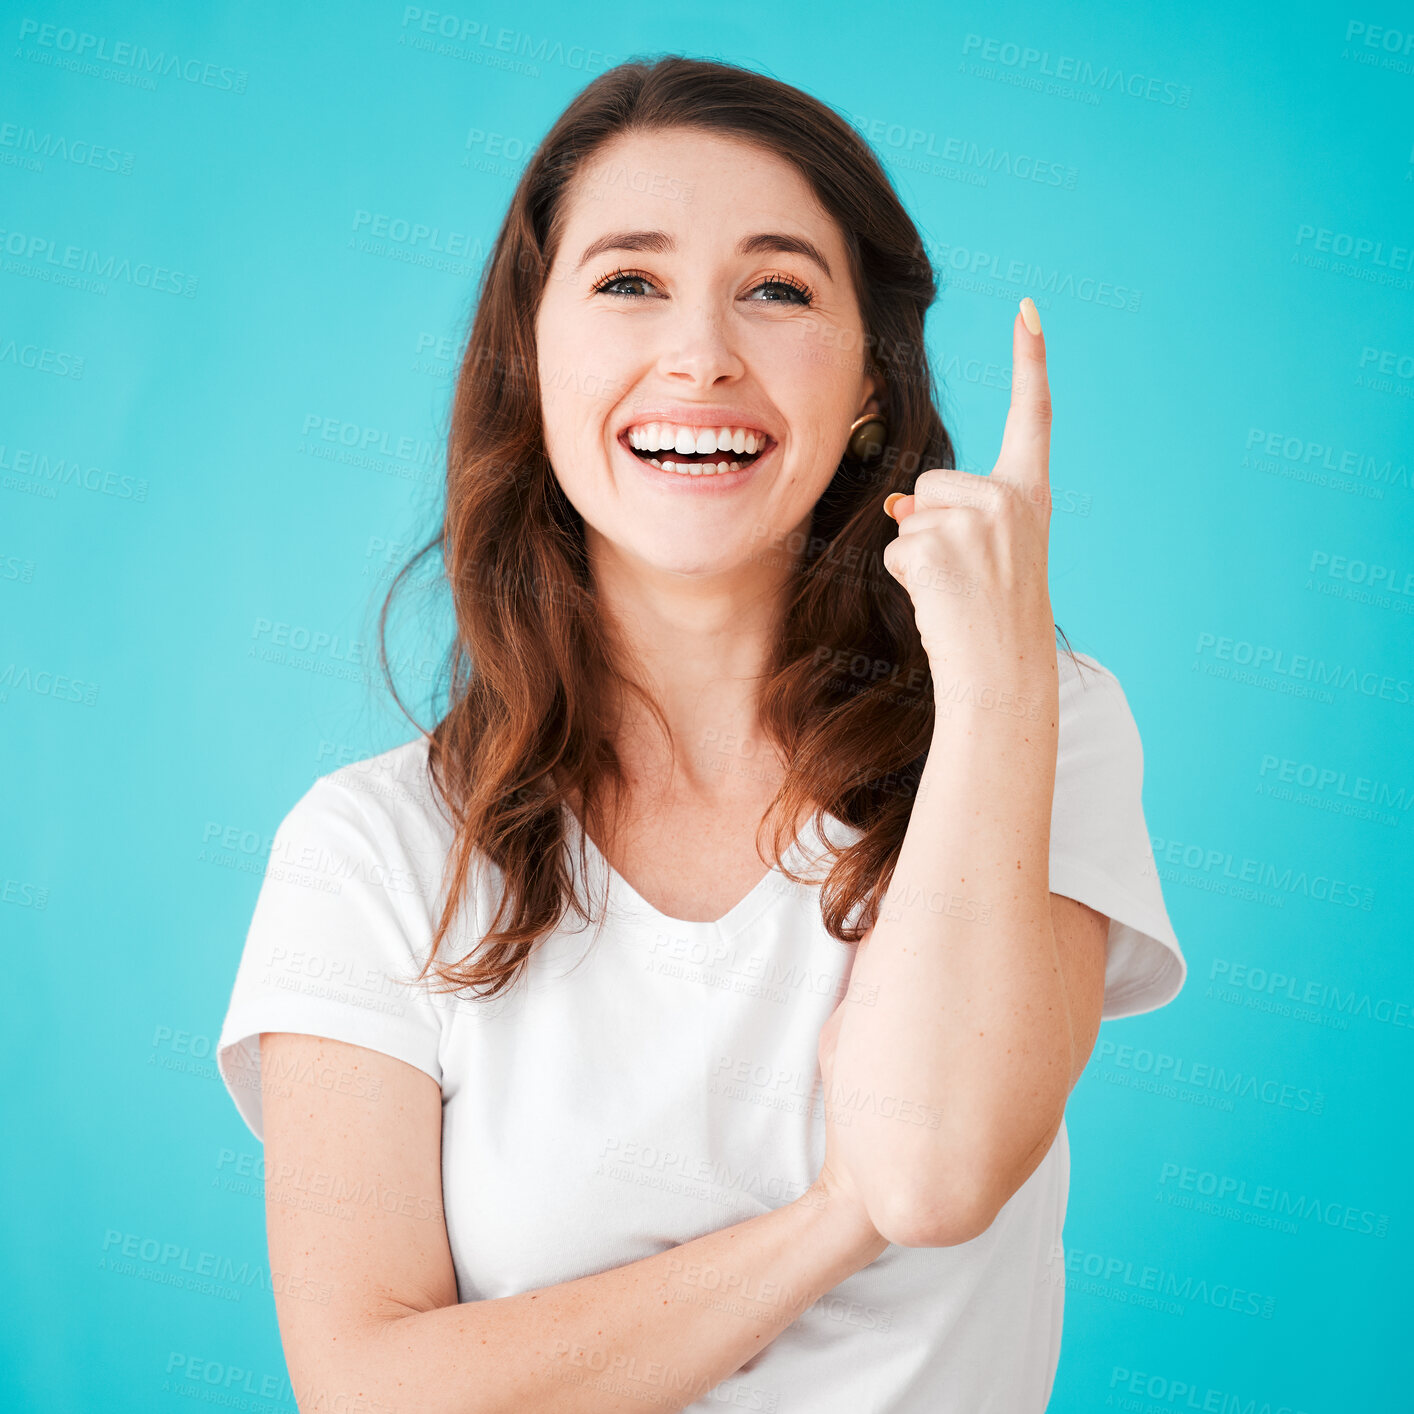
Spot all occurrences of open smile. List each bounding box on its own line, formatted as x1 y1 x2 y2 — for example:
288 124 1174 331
616 421 776 479
616 427 774 477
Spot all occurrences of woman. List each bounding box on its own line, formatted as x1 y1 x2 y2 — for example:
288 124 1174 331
218 55 1185 1413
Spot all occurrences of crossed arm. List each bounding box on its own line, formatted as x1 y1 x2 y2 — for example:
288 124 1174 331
256 887 1107 1413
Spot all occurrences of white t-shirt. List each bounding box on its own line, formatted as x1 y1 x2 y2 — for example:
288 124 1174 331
217 647 1185 1414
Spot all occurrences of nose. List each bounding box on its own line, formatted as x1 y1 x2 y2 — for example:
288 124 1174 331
655 301 746 387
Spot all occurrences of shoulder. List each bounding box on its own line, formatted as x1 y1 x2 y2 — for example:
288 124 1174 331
1056 647 1145 766
1057 647 1134 721
1053 648 1148 802
1058 645 1120 696
321 736 448 823
272 736 458 894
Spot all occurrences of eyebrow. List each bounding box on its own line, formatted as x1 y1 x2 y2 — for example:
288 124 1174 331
573 229 833 282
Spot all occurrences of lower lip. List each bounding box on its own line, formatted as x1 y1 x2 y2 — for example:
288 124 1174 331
618 434 776 494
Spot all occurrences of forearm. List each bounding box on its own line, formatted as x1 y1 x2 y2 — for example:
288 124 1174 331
831 651 1069 1242
318 1186 886 1414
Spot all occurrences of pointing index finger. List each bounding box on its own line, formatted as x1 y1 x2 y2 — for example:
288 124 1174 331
998 297 1051 496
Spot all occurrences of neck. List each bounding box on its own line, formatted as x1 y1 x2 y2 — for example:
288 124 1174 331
586 526 797 803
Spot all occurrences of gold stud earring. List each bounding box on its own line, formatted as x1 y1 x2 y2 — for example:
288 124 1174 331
847 412 887 462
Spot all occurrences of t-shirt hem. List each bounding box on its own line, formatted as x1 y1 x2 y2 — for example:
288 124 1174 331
217 998 444 1143
1048 853 1186 1021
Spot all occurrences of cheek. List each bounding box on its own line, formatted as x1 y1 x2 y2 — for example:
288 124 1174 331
542 318 635 423
537 321 583 400
755 320 860 402
779 320 870 406
538 369 618 480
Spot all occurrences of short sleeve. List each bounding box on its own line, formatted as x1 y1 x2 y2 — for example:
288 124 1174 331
216 774 447 1141
1049 654 1186 1020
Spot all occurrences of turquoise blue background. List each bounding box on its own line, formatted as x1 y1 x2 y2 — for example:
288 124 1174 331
3 0 1411 1408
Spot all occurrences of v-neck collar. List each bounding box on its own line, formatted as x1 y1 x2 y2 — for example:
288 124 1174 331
563 802 834 937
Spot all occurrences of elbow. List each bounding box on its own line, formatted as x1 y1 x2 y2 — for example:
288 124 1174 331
867 1174 1004 1249
852 1098 1072 1248
865 1112 1069 1248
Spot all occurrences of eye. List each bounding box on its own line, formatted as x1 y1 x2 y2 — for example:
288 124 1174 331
745 273 815 306
590 267 659 298
588 267 816 306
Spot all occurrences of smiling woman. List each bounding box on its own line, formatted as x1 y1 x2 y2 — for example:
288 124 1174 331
537 127 889 532
216 53 1185 1414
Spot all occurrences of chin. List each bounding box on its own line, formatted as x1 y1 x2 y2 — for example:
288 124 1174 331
625 530 760 579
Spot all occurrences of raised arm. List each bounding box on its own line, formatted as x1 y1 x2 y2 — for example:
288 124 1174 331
832 298 1108 1247
259 1031 887 1414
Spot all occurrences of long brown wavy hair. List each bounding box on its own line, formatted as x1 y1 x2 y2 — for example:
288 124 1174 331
376 54 1082 1002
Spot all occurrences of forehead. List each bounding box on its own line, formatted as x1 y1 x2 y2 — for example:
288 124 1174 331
557 126 845 266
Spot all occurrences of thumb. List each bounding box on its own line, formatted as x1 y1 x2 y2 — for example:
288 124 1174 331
884 492 917 523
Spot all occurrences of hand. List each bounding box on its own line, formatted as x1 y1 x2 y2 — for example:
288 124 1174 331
882 299 1054 674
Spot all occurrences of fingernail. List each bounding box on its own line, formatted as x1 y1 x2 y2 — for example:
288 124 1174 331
883 492 904 519
1019 297 1042 336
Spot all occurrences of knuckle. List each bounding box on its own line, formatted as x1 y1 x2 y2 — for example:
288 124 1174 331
913 467 951 496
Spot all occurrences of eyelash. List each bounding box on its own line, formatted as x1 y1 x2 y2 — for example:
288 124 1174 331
590 266 815 306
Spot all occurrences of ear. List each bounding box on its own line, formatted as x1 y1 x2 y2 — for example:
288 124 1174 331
858 369 884 420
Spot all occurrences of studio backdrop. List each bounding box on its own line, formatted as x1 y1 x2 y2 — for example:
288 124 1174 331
2 1 1410 1410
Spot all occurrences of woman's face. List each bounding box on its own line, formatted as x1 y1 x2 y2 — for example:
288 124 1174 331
535 126 878 581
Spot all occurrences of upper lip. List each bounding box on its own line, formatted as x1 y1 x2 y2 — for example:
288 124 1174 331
617 405 776 443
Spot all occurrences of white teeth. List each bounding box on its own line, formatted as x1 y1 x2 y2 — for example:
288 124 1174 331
647 457 744 476
626 422 767 455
